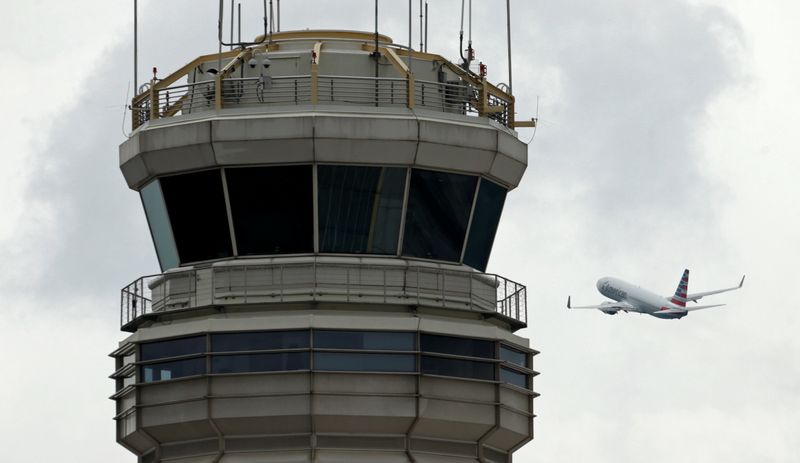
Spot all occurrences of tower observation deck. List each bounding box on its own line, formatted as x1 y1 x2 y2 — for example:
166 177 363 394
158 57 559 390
112 29 537 463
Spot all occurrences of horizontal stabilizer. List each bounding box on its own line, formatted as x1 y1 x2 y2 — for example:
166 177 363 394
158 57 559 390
684 275 745 302
684 303 725 312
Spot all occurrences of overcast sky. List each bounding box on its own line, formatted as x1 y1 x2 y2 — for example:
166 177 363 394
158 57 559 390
1 1 798 461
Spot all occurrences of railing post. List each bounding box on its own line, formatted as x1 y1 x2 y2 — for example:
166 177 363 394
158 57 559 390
479 78 489 117
149 79 159 121
508 97 516 128
505 279 510 317
407 73 415 109
311 41 322 104
495 275 500 314
310 64 319 104
215 75 223 110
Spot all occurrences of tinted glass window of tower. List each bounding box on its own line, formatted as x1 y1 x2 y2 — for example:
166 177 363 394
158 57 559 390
212 352 310 373
159 170 233 263
463 179 507 271
500 345 528 367
402 169 478 261
314 330 415 350
212 331 310 351
140 180 179 271
141 358 205 382
420 334 495 358
420 356 495 380
314 352 416 372
140 336 205 360
136 331 530 388
318 166 406 254
500 367 528 388
225 166 314 255
420 333 497 381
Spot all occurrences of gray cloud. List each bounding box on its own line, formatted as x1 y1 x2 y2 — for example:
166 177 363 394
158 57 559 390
515 1 743 244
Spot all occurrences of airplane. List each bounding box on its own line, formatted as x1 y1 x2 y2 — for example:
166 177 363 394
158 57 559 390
567 269 744 319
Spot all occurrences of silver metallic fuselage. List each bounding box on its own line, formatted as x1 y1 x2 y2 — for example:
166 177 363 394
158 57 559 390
597 277 686 319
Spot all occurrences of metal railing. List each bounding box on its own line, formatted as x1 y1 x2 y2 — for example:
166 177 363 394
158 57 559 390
132 75 512 130
120 262 527 330
486 92 510 126
317 75 408 107
132 75 496 128
220 76 312 105
130 42 517 130
414 79 477 115
120 277 153 328
131 76 315 123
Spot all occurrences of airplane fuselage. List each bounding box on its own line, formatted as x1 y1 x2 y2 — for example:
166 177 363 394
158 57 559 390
597 277 687 319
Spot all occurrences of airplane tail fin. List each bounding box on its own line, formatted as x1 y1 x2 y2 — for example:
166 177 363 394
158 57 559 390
670 269 689 307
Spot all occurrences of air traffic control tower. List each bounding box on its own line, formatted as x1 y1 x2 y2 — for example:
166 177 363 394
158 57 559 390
111 28 537 463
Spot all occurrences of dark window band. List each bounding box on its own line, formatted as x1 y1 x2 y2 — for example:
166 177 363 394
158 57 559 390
137 330 531 389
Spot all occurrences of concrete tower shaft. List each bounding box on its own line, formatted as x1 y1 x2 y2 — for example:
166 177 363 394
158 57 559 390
112 30 537 463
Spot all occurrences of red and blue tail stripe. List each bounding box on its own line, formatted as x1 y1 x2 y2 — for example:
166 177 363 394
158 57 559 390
671 269 689 307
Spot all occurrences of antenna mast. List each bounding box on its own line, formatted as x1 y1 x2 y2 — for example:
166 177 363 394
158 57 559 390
408 0 412 68
419 0 423 51
230 0 235 49
133 0 138 92
506 0 513 93
424 2 428 53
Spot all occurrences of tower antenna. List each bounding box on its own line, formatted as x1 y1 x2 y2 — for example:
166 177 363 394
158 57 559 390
419 0 423 51
506 0 513 93
133 0 137 93
424 2 428 52
459 0 466 65
408 0 412 68
217 0 268 48
468 0 473 66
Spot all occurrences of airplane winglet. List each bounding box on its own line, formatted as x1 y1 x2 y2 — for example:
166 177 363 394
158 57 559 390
567 296 571 309
739 275 746 288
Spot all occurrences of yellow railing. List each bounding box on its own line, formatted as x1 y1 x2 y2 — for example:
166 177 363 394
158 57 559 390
131 38 516 131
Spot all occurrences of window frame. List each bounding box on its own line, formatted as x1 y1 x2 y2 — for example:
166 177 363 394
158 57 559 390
134 329 532 388
142 164 511 269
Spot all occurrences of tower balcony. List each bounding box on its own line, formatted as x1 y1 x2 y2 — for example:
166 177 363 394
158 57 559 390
120 256 527 333
130 30 518 132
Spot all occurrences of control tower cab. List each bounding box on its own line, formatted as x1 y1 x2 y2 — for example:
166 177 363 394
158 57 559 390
112 30 537 463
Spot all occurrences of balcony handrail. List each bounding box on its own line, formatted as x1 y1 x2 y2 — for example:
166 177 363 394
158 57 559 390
131 37 515 131
120 261 527 331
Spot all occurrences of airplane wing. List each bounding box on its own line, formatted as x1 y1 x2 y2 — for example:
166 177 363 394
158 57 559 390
566 297 633 311
681 275 745 302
